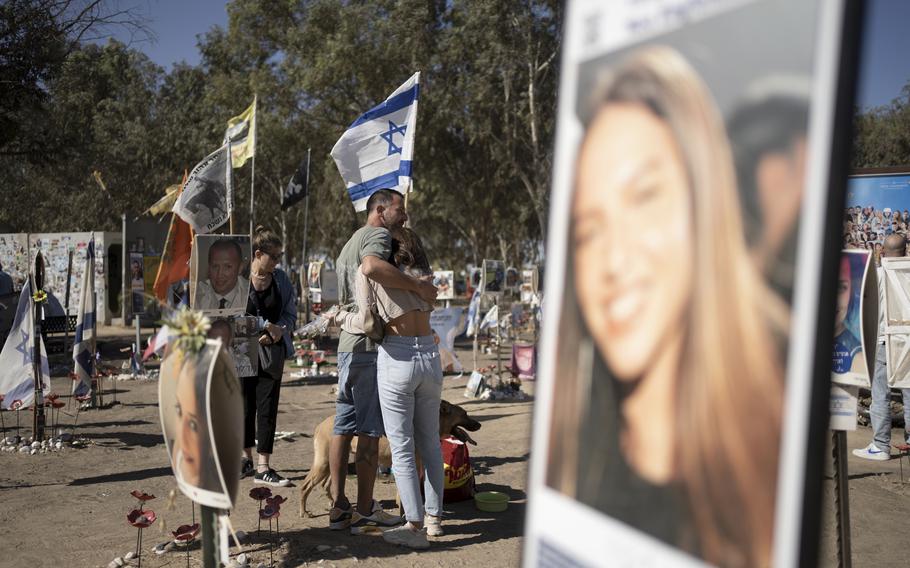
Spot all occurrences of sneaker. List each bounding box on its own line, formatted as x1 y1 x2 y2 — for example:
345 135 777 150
382 524 429 549
329 503 353 530
253 468 290 486
425 514 443 537
852 442 890 461
350 503 404 535
240 457 254 479
363 499 405 526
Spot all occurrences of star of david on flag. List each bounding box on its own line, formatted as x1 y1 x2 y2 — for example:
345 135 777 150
331 72 420 211
0 279 50 409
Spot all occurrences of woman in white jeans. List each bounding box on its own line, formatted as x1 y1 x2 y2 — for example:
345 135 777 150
333 227 443 549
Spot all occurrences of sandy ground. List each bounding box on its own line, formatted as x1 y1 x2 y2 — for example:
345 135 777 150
2 325 908 567
0 331 531 568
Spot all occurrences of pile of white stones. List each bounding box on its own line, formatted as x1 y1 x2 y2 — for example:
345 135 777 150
0 436 64 454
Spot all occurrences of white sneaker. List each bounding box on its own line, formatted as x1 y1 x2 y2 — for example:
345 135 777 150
852 442 890 461
425 514 443 537
382 525 429 549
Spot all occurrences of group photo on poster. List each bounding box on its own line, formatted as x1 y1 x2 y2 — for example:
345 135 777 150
191 235 252 316
526 1 854 567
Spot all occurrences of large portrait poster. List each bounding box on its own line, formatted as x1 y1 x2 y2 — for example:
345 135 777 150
524 1 858 567
433 270 455 301
189 235 252 317
159 339 243 508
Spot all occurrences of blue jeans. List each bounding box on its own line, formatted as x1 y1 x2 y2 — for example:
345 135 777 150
377 335 444 523
871 342 910 451
334 351 384 437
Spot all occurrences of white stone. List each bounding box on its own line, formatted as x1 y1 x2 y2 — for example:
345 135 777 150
29 449 36 455
107 562 120 568
124 551 135 560
55 442 62 450
236 553 248 565
153 542 169 555
30 441 40 449
113 557 124 567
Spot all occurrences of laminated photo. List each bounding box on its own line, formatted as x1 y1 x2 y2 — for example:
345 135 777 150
480 259 505 295
159 339 243 508
831 251 875 387
433 270 455 301
190 235 252 317
208 315 259 378
524 1 859 566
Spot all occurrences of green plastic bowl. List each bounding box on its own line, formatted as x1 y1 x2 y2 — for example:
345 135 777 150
474 491 510 512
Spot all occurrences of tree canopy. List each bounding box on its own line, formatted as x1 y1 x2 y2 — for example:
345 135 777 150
0 0 561 270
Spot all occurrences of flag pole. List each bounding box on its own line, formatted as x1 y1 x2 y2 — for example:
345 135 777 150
32 252 46 441
302 148 311 319
249 95 257 237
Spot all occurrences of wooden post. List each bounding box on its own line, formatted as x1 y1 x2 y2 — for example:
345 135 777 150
200 506 219 568
32 252 46 441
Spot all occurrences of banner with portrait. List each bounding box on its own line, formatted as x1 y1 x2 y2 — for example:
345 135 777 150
524 1 860 566
189 235 252 317
208 316 259 378
832 250 876 387
159 339 243 508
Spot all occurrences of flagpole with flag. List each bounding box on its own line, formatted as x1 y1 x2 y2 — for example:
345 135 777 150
331 72 419 211
72 237 96 402
224 96 257 233
0 279 50 413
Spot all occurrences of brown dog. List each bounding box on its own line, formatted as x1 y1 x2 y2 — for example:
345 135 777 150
298 399 481 517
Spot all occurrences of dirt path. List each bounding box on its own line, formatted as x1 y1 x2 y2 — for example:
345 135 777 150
0 339 532 568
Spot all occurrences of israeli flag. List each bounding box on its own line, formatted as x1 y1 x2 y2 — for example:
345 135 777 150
331 72 419 211
0 279 50 409
72 237 96 397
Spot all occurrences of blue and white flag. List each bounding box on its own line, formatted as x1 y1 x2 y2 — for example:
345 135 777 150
72 238 96 397
331 72 420 211
0 279 50 409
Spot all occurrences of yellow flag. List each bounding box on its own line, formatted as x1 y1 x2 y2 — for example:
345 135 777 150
224 96 256 168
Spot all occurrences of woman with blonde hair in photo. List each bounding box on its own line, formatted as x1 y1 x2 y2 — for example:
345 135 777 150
546 46 788 567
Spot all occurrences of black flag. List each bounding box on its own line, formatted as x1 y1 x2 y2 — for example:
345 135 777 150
281 158 308 210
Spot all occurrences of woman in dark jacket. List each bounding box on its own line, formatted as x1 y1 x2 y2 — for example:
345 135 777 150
241 226 297 486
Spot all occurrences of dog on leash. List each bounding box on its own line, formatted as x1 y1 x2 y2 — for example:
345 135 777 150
298 399 481 517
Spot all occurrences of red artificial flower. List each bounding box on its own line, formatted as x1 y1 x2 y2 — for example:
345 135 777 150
259 505 280 520
45 392 59 401
51 401 65 409
10 400 23 410
249 487 272 501
130 490 156 501
172 523 200 542
127 509 157 528
266 495 287 508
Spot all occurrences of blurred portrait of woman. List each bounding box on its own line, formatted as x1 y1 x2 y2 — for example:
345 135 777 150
546 46 788 568
165 348 222 494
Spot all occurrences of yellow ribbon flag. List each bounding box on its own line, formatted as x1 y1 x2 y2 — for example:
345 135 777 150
224 96 256 168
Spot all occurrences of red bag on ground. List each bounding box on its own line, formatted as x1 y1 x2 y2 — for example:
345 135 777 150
442 436 475 502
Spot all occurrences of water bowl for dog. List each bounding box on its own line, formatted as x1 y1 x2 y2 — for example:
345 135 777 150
474 491 509 513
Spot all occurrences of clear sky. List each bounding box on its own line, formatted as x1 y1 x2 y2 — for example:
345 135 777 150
109 0 229 69
855 0 910 110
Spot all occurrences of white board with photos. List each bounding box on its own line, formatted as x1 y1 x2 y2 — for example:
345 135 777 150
523 1 858 567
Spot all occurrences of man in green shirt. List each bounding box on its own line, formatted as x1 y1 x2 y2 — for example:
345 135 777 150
329 188 438 533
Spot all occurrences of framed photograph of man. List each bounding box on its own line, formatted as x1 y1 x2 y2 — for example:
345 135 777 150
480 259 505 295
159 339 243 508
433 270 455 301
190 235 251 316
524 1 861 566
